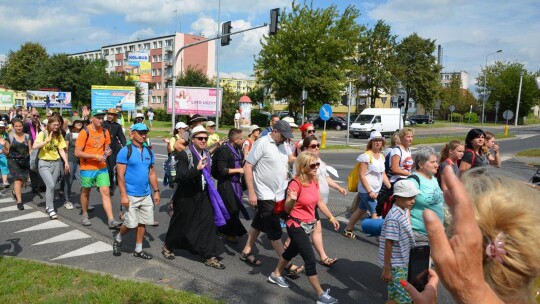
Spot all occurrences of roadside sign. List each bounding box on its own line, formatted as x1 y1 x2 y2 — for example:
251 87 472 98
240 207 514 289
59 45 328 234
319 104 332 121
449 105 455 112
503 110 514 120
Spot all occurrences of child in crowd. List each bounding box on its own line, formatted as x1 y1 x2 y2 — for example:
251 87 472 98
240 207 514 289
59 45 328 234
437 140 464 187
379 179 419 304
0 121 11 187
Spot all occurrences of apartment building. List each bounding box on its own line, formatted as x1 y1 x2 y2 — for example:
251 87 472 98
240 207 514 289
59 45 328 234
71 33 216 110
440 71 469 90
219 77 257 95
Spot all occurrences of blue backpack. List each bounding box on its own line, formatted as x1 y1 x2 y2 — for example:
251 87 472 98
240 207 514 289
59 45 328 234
385 146 402 178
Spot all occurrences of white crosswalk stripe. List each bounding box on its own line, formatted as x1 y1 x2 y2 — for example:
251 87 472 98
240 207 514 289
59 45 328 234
0 205 33 212
51 241 112 260
0 211 48 222
33 230 91 246
15 220 69 233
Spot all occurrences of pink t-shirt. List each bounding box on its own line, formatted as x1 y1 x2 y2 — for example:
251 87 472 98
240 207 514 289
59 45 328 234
286 179 319 228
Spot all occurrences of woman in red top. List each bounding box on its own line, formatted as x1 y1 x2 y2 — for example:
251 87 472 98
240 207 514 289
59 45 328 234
267 151 340 303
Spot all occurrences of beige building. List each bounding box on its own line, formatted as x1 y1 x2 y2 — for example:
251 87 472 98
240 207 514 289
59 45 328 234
219 78 257 95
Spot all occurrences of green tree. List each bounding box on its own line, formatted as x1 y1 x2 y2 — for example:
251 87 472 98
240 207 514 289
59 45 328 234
353 20 397 108
0 42 49 90
439 75 479 119
176 65 213 87
395 33 441 123
255 0 363 117
477 61 540 123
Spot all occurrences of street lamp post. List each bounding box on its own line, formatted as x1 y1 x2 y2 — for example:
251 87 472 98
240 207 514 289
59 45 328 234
482 49 502 125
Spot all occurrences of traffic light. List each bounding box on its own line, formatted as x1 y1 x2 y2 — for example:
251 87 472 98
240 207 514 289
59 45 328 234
269 8 279 35
221 21 232 46
398 96 404 108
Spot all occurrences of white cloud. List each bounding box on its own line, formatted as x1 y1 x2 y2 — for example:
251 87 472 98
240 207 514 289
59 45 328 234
219 72 253 79
190 16 219 38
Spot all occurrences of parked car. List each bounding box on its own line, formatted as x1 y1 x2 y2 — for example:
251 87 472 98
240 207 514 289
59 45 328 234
313 116 348 131
349 108 402 138
405 119 417 127
408 114 434 124
306 113 319 123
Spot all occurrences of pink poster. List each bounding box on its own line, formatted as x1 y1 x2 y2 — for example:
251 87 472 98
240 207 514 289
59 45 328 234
167 87 222 116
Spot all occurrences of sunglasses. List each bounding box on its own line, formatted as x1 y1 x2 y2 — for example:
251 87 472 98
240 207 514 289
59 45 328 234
306 130 316 134
308 143 320 149
309 162 321 169
135 130 148 135
33 115 40 118
194 136 208 141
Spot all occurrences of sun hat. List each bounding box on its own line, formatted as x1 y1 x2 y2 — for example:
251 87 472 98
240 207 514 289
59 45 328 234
91 109 106 116
188 114 207 125
249 124 261 135
282 116 298 128
135 113 145 119
393 179 420 198
190 125 209 139
205 121 216 127
130 123 149 132
368 131 384 141
175 122 188 129
273 120 294 139
106 108 118 116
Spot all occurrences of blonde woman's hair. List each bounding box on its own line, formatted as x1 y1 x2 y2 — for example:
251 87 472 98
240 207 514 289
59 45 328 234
461 170 540 303
390 131 400 147
398 127 415 138
294 151 319 185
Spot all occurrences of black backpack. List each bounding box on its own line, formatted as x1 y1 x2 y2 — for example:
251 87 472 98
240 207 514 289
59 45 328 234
385 146 402 178
126 143 153 162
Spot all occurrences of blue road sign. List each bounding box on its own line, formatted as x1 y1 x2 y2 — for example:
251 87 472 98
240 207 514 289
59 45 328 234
319 104 333 121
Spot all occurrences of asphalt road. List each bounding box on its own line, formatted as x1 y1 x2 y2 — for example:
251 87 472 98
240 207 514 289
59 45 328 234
1 130 539 303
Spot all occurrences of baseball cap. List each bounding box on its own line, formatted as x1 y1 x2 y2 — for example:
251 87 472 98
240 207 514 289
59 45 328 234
282 117 298 128
175 122 188 129
393 179 420 198
273 120 294 139
130 123 149 132
91 109 106 117
191 125 209 138
135 113 145 119
205 121 216 127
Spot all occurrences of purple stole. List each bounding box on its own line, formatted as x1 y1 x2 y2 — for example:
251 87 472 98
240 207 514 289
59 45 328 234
226 142 250 220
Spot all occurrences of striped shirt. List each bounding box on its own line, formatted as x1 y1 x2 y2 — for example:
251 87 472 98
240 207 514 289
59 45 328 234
378 205 415 268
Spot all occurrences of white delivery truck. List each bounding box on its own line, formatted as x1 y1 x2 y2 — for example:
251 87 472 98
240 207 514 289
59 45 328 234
349 108 403 138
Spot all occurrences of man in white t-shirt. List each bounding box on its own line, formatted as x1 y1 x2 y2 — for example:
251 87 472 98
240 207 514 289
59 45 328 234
234 110 241 129
239 120 298 270
146 110 154 129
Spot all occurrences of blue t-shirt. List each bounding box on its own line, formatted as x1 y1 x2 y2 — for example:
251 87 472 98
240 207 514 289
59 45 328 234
410 172 444 236
116 145 154 196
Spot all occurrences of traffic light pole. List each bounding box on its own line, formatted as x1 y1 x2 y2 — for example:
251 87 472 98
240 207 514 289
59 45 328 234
170 24 268 132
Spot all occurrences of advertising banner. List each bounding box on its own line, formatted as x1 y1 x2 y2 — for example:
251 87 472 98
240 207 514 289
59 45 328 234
0 91 14 105
91 85 136 110
26 90 72 108
167 87 222 116
139 62 151 83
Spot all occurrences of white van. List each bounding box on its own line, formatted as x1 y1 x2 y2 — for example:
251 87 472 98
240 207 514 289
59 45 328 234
349 108 403 138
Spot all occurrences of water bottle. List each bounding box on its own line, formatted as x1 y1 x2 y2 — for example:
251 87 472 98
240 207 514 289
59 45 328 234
169 155 177 182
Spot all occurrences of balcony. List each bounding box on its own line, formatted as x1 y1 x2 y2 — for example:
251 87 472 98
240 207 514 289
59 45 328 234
165 60 173 67
164 46 173 53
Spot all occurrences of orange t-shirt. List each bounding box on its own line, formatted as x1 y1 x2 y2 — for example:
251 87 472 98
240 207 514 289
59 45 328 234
75 126 111 170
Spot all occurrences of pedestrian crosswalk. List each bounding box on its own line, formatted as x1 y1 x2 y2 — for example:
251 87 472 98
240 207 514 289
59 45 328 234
0 198 112 260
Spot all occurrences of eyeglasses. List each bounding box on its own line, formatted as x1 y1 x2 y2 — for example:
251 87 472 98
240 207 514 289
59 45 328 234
194 136 208 141
309 162 321 169
306 130 316 134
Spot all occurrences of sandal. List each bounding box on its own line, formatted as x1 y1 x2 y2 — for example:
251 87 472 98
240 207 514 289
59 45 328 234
343 229 356 239
133 250 153 260
205 257 226 270
46 208 58 220
239 252 262 266
320 257 338 267
284 264 305 277
162 245 175 260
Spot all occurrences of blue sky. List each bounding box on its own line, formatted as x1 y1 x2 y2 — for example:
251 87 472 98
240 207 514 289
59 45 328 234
0 0 538 89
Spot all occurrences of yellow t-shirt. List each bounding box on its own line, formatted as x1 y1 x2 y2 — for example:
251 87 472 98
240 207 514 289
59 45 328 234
35 131 67 161
168 135 179 152
207 133 220 147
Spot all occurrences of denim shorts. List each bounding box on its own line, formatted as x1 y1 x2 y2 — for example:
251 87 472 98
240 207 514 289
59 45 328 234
358 192 377 214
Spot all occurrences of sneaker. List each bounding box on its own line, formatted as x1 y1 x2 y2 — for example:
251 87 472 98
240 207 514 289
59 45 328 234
87 205 95 211
17 202 24 211
3 182 10 188
316 289 338 304
81 216 91 226
64 202 74 210
112 238 122 256
46 208 58 220
267 273 289 288
108 219 122 229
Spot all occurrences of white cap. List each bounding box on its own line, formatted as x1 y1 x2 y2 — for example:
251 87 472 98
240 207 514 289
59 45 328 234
282 116 298 128
205 121 216 127
369 131 384 141
190 125 209 139
0 121 5 127
249 124 261 134
175 122 188 129
135 113 144 119
393 179 420 198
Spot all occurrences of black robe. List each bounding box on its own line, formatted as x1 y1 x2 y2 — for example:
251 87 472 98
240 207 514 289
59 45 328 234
165 149 224 258
213 144 247 237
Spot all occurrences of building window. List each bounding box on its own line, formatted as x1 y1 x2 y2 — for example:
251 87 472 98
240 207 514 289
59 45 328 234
158 55 162 62
158 41 163 48
144 43 150 50
152 69 156 76
151 96 156 104
116 47 121 54
104 49 109 56
157 69 162 76
152 55 157 63
123 59 127 64
110 60 114 67
156 82 161 89
115 60 121 66
157 96 162 104
153 41 157 49
166 39 173 46
129 45 135 51
445 75 450 80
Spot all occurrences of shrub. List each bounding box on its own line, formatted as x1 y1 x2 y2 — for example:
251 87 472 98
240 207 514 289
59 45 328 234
153 108 171 121
463 112 479 123
251 110 270 127
450 113 463 122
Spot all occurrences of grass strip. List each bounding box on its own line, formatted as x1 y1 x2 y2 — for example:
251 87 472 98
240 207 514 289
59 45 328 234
0 257 220 304
516 149 540 158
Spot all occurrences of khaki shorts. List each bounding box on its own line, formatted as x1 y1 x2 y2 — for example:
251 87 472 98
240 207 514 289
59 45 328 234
123 195 154 229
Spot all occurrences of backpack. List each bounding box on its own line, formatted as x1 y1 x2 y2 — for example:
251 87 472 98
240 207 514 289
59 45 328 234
377 174 421 219
457 148 477 168
81 127 108 152
8 133 30 145
347 151 384 192
274 178 304 218
125 143 153 162
385 146 402 178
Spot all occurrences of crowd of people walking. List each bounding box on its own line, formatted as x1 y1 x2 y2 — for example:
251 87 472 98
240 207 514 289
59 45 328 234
3 106 539 304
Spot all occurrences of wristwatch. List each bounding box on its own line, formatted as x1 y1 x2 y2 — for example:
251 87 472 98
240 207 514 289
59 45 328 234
154 189 160 193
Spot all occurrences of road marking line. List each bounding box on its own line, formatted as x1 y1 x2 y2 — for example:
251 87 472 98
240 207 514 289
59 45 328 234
0 211 48 222
0 205 33 212
0 198 16 203
33 230 91 246
51 241 112 260
15 220 69 233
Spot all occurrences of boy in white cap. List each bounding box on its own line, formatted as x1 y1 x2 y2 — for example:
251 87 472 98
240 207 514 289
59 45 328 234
379 179 419 304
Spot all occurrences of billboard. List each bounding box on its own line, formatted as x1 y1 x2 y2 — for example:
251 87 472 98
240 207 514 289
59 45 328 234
0 91 14 105
167 87 222 116
26 90 71 108
91 85 136 111
125 51 150 83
